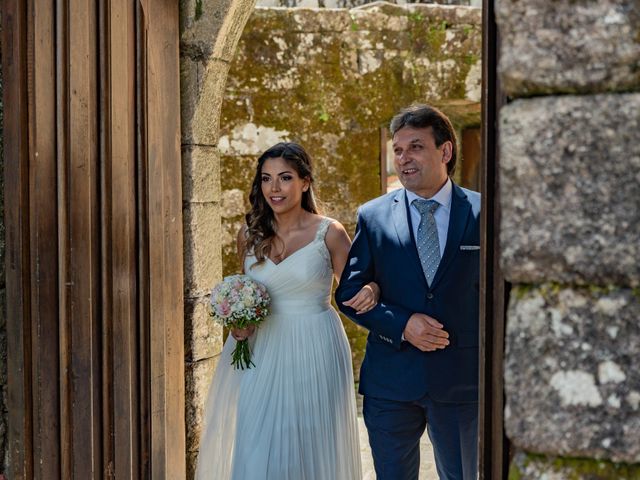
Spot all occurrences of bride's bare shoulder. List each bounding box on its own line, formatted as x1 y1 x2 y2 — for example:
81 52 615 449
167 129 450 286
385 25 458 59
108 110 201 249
324 218 350 245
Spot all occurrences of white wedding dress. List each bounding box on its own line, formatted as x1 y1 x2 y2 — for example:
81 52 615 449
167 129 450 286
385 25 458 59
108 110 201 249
195 217 362 480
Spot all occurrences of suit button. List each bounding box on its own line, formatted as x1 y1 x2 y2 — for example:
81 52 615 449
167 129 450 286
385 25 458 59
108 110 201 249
426 293 434 299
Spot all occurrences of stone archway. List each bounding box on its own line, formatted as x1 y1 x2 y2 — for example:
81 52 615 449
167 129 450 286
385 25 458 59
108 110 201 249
178 0 258 476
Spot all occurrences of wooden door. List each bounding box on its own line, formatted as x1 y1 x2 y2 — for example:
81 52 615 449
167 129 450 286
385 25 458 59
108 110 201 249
1 0 185 478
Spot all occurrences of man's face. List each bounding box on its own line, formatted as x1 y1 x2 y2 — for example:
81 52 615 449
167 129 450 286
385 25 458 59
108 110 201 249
392 126 451 198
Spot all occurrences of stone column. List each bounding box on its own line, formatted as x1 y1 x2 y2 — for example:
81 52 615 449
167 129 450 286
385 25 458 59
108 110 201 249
497 0 640 477
179 0 256 477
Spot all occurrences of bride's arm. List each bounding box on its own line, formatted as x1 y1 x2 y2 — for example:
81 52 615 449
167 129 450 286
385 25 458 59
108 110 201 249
324 221 351 282
231 225 255 341
325 221 379 314
236 224 248 274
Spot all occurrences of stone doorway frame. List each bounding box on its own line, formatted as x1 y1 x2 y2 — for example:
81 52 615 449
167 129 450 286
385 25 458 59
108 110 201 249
181 0 510 478
0 0 508 477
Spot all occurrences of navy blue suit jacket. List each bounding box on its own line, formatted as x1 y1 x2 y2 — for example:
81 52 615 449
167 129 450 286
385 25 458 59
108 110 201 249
336 183 480 403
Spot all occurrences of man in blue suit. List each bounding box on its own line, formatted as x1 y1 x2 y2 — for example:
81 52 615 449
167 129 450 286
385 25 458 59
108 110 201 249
336 104 480 480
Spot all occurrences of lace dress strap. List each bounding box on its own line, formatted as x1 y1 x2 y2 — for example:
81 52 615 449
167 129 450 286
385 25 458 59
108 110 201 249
314 217 335 268
314 217 334 243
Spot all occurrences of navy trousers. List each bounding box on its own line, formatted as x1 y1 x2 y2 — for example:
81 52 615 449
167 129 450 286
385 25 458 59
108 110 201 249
363 394 478 480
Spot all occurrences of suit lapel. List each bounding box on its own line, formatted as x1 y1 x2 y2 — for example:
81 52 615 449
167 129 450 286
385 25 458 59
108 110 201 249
430 183 471 289
391 189 427 284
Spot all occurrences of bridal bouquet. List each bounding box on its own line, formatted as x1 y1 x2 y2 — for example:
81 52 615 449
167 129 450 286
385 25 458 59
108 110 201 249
210 274 270 370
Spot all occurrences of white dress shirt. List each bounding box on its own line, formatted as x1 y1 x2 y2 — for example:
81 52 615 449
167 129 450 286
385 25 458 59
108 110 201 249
405 178 452 257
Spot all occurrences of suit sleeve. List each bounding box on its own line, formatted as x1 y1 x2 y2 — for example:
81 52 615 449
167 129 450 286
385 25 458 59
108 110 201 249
335 210 412 350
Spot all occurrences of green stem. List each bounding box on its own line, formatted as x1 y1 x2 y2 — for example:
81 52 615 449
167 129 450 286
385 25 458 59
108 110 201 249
231 339 255 370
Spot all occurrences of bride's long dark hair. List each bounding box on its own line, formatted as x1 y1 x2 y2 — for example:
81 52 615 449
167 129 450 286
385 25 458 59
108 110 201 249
244 142 319 265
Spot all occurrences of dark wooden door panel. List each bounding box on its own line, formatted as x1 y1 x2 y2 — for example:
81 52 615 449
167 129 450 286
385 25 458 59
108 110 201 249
3 1 33 477
144 2 186 476
63 1 102 477
103 1 140 477
29 1 61 477
479 1 510 479
1 0 185 478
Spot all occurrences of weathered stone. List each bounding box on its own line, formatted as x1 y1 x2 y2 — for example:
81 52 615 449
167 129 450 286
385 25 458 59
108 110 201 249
505 285 640 463
183 202 222 297
500 95 640 287
218 123 291 157
509 450 640 480
185 356 218 479
181 0 258 63
180 56 202 145
349 3 410 31
221 189 245 219
291 8 352 31
181 57 231 146
182 145 221 204
257 0 481 9
355 2 481 26
496 0 640 96
185 297 223 362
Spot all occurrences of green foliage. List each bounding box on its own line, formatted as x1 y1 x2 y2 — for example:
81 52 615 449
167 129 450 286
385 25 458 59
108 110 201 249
508 463 523 480
349 12 359 31
512 284 536 300
538 282 563 298
316 104 330 123
464 53 480 66
195 0 203 21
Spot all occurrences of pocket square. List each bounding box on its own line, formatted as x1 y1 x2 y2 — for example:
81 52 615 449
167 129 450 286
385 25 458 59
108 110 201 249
460 245 480 251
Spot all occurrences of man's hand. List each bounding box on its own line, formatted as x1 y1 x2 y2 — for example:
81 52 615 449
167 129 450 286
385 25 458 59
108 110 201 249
403 313 449 351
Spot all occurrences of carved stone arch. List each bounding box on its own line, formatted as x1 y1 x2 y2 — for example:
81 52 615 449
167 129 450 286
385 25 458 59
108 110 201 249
178 0 257 476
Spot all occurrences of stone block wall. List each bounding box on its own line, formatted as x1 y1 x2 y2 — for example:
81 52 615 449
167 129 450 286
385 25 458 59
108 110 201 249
258 0 482 10
497 0 640 477
219 2 482 276
180 0 258 476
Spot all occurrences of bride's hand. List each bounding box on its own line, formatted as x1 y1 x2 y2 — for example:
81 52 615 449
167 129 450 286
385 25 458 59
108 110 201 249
342 282 380 314
231 325 256 341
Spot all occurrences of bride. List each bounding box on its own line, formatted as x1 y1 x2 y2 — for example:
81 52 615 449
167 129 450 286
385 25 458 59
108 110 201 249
195 142 378 480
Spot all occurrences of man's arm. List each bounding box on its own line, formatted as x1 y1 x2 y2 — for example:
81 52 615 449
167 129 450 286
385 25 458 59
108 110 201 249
335 212 413 350
335 211 450 352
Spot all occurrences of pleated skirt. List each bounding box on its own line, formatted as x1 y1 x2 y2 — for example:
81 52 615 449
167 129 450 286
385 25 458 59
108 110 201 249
195 306 362 480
